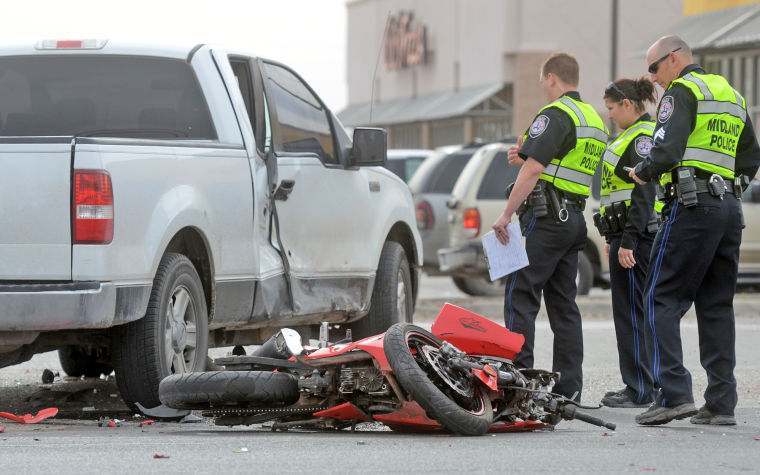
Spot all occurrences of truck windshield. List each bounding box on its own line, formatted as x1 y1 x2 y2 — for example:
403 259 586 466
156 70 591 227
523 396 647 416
0 55 215 139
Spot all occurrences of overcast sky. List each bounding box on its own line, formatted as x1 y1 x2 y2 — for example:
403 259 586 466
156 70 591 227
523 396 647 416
1 0 349 110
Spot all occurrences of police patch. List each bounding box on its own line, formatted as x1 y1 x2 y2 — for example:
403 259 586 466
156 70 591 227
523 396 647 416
634 136 653 158
658 96 674 123
529 115 550 138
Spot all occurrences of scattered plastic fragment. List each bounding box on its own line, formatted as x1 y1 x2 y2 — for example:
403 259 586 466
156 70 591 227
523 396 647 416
644 468 656 471
98 417 121 428
179 413 203 423
135 402 189 419
0 408 58 424
0 427 4 433
140 420 156 426
153 454 170 459
233 447 249 453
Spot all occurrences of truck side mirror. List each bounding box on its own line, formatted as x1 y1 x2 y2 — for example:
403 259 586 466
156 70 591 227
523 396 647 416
348 128 387 167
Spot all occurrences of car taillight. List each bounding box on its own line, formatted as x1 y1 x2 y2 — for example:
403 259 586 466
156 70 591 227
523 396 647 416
73 170 114 244
415 201 434 230
462 207 481 238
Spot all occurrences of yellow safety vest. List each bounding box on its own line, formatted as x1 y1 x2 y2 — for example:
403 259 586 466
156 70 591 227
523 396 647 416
659 72 747 186
525 96 608 197
600 119 663 215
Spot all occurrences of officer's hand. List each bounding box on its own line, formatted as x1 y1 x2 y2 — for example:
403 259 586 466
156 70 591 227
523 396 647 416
508 136 523 166
492 213 512 245
629 168 645 185
618 247 636 269
604 243 610 260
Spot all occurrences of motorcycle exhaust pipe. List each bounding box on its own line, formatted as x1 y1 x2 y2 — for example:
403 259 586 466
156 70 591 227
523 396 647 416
252 328 304 359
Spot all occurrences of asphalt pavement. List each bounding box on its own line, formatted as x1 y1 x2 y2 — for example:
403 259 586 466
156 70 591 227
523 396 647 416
1 276 760 473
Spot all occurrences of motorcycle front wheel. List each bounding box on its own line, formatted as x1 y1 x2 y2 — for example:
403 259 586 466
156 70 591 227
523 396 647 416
383 323 492 436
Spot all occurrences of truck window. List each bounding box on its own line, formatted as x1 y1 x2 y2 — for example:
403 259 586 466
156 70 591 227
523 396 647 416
0 56 215 139
477 151 520 199
260 62 337 164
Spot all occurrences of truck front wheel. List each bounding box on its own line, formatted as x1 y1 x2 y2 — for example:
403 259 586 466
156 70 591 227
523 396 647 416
348 241 413 340
112 253 209 411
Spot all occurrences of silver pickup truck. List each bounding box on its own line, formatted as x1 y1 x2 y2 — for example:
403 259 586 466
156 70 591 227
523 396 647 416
0 39 421 410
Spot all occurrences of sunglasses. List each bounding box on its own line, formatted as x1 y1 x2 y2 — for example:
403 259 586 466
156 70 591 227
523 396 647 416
648 47 682 74
606 81 628 101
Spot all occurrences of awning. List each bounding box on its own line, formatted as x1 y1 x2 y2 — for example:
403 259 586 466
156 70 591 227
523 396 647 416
637 3 760 55
338 82 508 127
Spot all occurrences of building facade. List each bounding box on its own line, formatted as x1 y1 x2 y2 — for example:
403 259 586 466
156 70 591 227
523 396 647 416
339 0 760 150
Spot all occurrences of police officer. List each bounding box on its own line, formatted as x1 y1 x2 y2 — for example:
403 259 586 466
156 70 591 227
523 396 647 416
630 35 760 425
596 77 659 408
492 52 608 401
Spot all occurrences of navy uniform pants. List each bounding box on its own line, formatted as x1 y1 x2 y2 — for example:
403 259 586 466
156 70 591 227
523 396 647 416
505 207 586 400
609 233 656 404
645 193 742 415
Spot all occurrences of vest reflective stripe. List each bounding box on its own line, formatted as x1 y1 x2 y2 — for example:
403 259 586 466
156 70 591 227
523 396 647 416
530 96 608 196
660 72 746 184
600 189 633 206
577 127 610 143
682 147 735 170
559 97 586 125
543 163 594 187
600 119 661 217
696 101 746 122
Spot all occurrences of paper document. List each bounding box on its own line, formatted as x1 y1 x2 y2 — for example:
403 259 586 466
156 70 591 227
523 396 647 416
482 222 529 281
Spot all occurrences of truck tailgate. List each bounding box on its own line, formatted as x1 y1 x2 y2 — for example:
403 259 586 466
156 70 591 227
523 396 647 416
0 139 72 279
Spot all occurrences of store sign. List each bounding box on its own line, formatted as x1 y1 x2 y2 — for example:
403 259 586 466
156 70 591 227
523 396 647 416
384 11 427 71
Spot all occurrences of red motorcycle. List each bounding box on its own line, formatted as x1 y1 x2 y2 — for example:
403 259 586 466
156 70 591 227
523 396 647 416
159 304 615 435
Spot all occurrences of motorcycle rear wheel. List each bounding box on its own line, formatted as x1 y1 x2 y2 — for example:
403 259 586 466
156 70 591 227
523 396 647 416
159 371 299 410
383 323 493 436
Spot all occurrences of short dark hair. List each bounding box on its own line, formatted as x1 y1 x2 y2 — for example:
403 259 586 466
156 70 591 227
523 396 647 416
541 52 579 86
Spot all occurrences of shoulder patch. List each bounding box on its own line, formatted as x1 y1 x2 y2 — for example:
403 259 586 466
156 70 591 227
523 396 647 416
529 115 550 138
658 96 674 123
634 136 653 158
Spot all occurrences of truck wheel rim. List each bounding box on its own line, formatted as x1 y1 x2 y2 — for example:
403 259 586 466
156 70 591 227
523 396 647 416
164 285 198 374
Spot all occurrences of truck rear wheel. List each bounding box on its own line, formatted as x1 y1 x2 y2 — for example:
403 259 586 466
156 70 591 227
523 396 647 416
58 346 113 378
348 241 413 340
112 253 209 411
451 276 505 297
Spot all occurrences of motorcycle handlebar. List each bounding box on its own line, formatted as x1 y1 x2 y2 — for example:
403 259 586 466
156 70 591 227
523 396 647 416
561 404 616 431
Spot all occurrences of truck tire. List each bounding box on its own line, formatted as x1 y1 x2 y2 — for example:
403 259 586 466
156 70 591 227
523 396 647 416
58 346 113 378
451 276 505 297
112 253 209 411
159 371 299 410
383 323 493 436
348 241 413 340
576 251 593 296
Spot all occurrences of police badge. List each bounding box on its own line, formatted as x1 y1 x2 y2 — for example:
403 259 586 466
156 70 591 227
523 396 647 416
634 136 653 158
529 115 550 138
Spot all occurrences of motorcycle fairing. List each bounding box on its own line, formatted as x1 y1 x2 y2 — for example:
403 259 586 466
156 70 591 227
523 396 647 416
489 420 550 432
313 402 372 422
372 401 445 432
305 334 391 371
431 303 524 360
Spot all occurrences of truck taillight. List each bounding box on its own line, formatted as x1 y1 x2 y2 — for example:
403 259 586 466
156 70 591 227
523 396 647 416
416 201 434 230
462 208 481 238
73 170 114 244
35 39 108 50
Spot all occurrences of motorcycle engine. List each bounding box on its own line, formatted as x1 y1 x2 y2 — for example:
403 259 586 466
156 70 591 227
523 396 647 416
338 365 387 394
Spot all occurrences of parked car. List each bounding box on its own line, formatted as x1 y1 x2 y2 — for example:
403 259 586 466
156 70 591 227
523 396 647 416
0 39 422 411
408 141 483 278
384 148 434 182
437 141 608 296
739 176 760 286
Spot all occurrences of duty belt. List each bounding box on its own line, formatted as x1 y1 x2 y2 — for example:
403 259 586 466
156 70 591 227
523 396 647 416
658 172 738 206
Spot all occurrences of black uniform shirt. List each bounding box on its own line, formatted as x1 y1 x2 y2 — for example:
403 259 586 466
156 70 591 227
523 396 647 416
519 91 579 167
635 64 760 182
612 113 657 249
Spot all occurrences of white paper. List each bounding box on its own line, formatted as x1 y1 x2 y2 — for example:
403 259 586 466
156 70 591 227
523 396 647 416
481 222 529 281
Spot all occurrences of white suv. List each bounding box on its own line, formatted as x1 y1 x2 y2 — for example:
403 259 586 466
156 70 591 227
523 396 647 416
438 142 607 296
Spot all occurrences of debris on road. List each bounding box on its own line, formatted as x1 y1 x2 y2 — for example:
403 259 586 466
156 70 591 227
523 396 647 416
153 454 170 459
139 420 156 426
98 417 121 428
41 369 58 384
233 447 249 453
0 407 58 424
